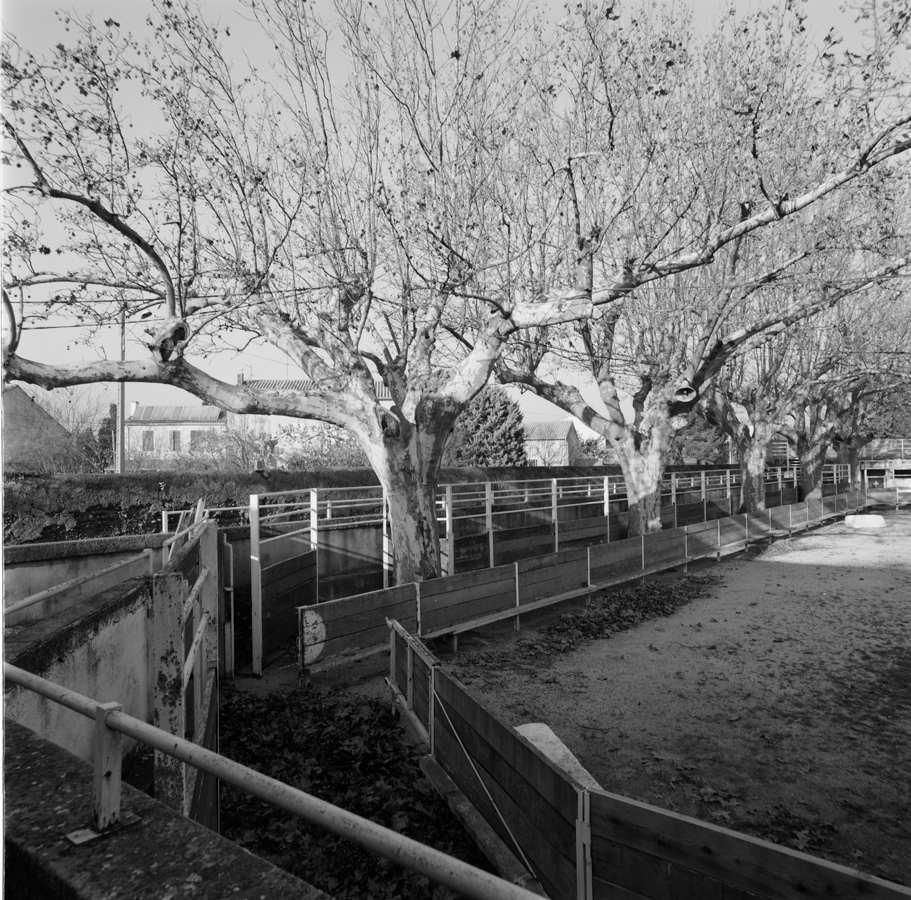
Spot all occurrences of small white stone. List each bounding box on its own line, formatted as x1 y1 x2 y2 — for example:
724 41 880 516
845 514 886 529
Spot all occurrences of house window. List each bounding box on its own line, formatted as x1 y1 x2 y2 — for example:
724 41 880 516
142 431 154 451
169 431 181 452
190 430 204 450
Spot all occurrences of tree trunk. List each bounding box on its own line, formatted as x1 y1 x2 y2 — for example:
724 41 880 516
614 434 668 536
797 438 829 501
359 410 453 585
736 425 776 513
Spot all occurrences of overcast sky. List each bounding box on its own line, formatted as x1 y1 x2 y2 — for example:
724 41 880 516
2 0 872 425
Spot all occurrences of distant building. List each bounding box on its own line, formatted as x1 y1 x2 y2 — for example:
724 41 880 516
2 385 71 474
126 404 228 466
524 420 582 467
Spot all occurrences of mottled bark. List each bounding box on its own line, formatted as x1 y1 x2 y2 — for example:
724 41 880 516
797 438 830 501
614 430 671 536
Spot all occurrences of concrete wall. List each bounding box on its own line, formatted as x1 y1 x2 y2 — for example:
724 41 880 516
4 578 152 763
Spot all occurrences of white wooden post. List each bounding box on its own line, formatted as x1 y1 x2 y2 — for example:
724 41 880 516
777 466 783 492
200 524 219 677
485 482 494 568
701 470 707 521
93 701 123 831
576 789 593 900
250 493 263 677
514 563 521 632
152 570 188 815
603 477 611 542
382 485 392 589
310 489 320 582
445 485 455 576
552 479 559 552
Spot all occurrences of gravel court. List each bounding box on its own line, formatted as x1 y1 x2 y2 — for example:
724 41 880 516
446 510 911 886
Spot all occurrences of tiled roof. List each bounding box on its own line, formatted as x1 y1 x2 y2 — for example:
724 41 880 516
245 379 393 400
127 405 226 425
524 420 577 441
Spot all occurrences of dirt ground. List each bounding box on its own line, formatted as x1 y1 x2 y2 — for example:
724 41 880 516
252 509 910 887
431 510 911 887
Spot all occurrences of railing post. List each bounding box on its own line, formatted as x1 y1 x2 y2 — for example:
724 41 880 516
486 482 495 568
552 479 559 552
383 485 392 589
603 477 611 542
200 524 219 676
93 701 123 831
445 485 455 577
250 493 263 678
671 472 677 506
777 467 783 492
726 468 732 499
310 489 320 582
151 570 188 815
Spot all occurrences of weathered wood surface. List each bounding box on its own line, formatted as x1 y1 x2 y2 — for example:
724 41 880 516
675 501 706 526
189 674 219 833
642 530 686 568
589 537 642 584
589 789 911 900
706 498 732 520
494 525 556 565
433 670 578 900
790 501 809 531
770 506 791 533
718 515 747 551
517 549 587 605
421 565 516 634
684 520 718 558
262 551 317 657
298 584 417 668
746 511 771 540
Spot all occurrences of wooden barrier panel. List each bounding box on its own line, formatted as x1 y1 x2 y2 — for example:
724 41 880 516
517 548 588 606
769 506 791 534
189 674 219 833
746 511 771 541
781 487 799 505
718 515 747 552
493 524 556 565
261 550 317 658
676 500 705 527
558 515 610 548
589 538 642 584
642 529 686 570
706 498 732 520
412 652 431 731
433 669 579 900
588 789 909 900
298 584 417 668
684 520 718 559
807 498 824 522
790 502 809 532
420 565 517 635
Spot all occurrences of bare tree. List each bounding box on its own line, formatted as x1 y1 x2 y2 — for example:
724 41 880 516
3 0 910 578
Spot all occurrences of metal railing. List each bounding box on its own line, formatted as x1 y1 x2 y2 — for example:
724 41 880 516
4 663 543 900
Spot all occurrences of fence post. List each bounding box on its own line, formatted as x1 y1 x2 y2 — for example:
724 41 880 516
310 489 320 582
93 701 123 831
576 789 593 900
151 570 188 815
552 479 559 552
389 627 397 715
514 563 521 632
777 467 783 492
486 482 495 568
445 485 455 577
200 524 219 678
383 486 392 589
603 477 611 542
250 493 263 678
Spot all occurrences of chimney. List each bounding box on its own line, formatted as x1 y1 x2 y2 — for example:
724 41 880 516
237 370 245 385
130 401 139 418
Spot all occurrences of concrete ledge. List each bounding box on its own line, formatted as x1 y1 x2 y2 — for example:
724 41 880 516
4 533 169 565
3 720 330 900
4 578 148 672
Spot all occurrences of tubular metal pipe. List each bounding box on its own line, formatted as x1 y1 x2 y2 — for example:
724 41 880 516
3 664 541 900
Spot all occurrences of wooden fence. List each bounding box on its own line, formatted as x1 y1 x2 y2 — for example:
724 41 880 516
298 489 861 672
151 522 221 831
385 622 911 900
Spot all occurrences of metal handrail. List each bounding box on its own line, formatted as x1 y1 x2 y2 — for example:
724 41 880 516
4 663 542 900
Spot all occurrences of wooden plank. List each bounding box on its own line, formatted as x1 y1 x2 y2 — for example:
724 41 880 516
517 548 588 577
519 566 587 605
676 501 705 525
306 585 417 624
420 564 516 599
589 789 911 900
718 516 747 548
791 502 809 530
807 498 824 522
435 671 579 822
560 515 610 535
746 512 771 538
642 530 685 566
590 538 641 567
422 588 517 633
262 561 316 602
769 507 790 532
432 716 578 900
261 551 315 588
